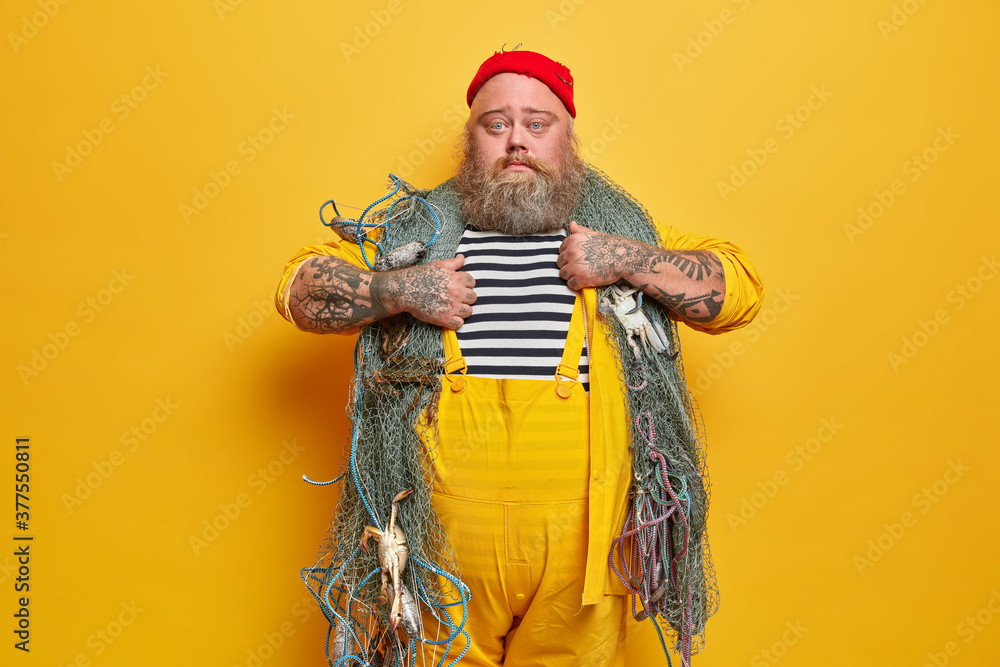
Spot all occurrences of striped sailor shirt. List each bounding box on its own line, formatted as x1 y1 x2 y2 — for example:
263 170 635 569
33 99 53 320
454 227 590 389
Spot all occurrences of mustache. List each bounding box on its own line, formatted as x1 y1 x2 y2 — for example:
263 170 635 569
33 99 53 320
489 152 557 178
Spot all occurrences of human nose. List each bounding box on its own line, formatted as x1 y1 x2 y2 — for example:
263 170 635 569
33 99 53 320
506 125 528 153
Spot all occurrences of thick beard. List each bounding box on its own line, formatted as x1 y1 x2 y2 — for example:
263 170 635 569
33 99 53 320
453 126 586 235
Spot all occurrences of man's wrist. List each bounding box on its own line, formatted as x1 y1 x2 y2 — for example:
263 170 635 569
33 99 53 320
369 271 402 318
615 237 659 287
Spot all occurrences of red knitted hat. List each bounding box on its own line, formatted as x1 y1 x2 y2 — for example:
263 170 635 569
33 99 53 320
466 50 576 118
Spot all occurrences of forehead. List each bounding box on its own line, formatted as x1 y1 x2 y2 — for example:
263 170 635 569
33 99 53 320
469 72 569 121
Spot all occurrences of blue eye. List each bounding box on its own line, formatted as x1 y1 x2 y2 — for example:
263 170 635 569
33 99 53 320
530 122 543 130
491 121 504 130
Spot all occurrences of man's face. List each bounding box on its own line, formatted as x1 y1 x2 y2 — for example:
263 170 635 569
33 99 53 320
466 72 571 174
455 73 585 235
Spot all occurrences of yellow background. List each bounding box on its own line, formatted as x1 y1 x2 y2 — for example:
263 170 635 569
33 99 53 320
3 0 998 665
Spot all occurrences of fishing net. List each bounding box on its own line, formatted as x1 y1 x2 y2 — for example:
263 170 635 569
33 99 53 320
577 167 719 663
301 167 717 667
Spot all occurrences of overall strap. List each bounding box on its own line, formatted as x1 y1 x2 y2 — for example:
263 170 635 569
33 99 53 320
554 290 591 398
442 288 593 398
442 328 468 393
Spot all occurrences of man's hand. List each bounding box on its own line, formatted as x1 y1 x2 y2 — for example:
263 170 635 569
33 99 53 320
288 254 476 333
557 221 726 324
373 255 477 330
557 221 637 290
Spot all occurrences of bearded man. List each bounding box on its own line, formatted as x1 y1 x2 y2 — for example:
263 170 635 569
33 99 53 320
276 50 763 667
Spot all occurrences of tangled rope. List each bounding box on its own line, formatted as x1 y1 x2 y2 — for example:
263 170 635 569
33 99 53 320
319 174 442 270
609 412 696 667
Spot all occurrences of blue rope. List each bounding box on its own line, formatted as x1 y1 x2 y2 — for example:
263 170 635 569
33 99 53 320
382 179 442 246
333 656 368 667
310 553 470 667
320 198 384 269
320 173 442 271
409 555 472 667
353 566 381 596
357 175 402 222
303 515 472 666
307 544 361 622
324 596 366 667
303 471 347 486
353 176 403 269
319 199 342 221
410 555 470 645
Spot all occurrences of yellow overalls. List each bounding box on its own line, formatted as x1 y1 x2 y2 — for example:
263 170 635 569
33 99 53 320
418 293 626 667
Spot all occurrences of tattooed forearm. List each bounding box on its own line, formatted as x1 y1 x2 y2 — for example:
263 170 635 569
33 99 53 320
664 253 717 281
608 241 725 324
561 225 727 325
578 236 721 283
289 256 390 333
289 255 475 333
641 285 725 323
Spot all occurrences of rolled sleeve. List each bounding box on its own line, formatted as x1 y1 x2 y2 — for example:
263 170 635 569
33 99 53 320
273 237 373 331
654 221 765 335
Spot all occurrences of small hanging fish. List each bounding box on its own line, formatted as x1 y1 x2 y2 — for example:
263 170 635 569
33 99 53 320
331 616 359 662
329 216 363 242
385 580 423 639
375 242 427 271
